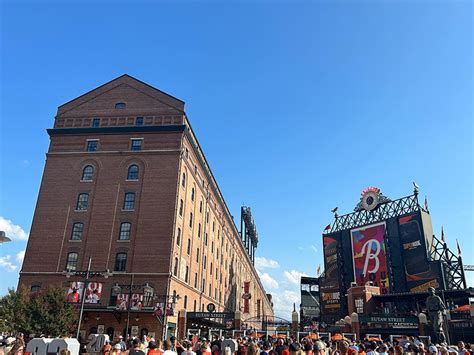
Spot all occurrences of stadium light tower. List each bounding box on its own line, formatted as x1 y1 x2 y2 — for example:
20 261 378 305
0 231 12 244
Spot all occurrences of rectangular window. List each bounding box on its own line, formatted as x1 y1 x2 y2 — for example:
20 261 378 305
203 255 207 269
189 212 193 228
86 140 98 152
76 193 89 211
71 223 84 240
118 222 131 240
114 253 127 271
179 199 184 217
136 117 144 126
176 228 181 246
187 239 191 255
65 252 78 271
123 192 135 210
194 273 198 288
131 139 142 151
92 118 100 128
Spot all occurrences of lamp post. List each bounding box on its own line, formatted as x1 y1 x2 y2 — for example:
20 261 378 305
64 256 112 339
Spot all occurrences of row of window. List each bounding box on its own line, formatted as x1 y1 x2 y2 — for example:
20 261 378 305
86 139 142 152
75 192 136 211
66 252 127 272
71 222 131 241
91 115 144 128
80 164 139 182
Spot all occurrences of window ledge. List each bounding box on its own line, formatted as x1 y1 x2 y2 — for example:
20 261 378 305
69 240 82 242
121 209 135 212
117 240 130 242
125 179 139 182
80 180 93 183
74 210 88 212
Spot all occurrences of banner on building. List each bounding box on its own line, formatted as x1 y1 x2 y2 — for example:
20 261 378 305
67 282 84 303
85 282 102 304
130 294 143 311
351 222 390 293
116 294 129 310
321 233 341 314
242 281 251 313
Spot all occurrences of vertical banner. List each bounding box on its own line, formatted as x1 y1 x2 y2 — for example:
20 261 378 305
321 234 341 315
130 294 143 311
154 302 164 317
116 294 129 310
351 222 390 293
67 282 84 303
399 214 441 292
166 302 174 316
85 282 102 304
243 281 250 314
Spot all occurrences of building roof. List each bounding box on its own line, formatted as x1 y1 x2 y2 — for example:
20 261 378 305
56 74 185 117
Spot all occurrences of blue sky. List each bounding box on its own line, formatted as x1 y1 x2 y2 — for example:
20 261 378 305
0 1 472 319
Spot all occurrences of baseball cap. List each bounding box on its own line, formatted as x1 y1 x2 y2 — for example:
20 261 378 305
114 344 122 350
428 345 438 353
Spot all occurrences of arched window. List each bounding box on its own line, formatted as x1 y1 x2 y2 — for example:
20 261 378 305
179 199 184 216
114 253 127 271
115 102 126 109
65 252 78 271
191 188 195 201
185 266 189 283
181 173 186 188
173 258 179 276
81 165 94 181
118 222 131 240
127 165 139 180
76 193 89 211
71 223 84 240
123 192 135 210
187 239 191 255
184 295 188 309
176 228 181 246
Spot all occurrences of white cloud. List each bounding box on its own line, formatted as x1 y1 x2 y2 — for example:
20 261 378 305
21 160 30 167
311 245 318 253
259 272 279 289
255 256 280 270
271 289 300 319
16 250 25 264
283 270 307 285
0 216 28 241
0 255 18 272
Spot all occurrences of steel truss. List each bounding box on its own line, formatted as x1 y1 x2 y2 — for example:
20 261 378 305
327 192 421 233
429 235 467 290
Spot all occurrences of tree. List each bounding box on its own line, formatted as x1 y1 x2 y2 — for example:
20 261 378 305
0 286 77 337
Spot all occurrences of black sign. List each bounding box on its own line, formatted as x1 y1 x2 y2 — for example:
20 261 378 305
188 312 234 320
207 303 216 312
359 315 418 328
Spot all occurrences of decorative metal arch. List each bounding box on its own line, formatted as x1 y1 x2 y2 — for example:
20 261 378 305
326 193 421 233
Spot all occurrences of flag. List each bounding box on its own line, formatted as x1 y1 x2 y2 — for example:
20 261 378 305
456 239 461 255
424 196 429 211
317 265 321 275
324 224 331 231
441 227 445 243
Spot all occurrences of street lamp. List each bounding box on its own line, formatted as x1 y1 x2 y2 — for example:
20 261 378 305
0 231 11 244
64 256 112 339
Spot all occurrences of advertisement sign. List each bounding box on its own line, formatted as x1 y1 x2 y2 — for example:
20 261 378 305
85 282 102 304
399 214 442 292
351 222 390 293
67 282 84 303
116 294 129 310
321 234 341 314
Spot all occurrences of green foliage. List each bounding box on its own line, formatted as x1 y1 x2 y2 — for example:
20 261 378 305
0 286 77 337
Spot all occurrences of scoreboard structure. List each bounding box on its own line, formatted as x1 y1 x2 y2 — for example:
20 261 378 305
319 186 467 324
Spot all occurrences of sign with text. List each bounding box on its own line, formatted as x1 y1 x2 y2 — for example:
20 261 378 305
351 222 390 293
188 312 234 319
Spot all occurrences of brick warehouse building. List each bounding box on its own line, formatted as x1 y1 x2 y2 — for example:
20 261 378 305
19 74 273 340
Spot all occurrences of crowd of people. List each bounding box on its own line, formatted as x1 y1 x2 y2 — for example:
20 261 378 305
95 334 473 355
0 333 472 355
